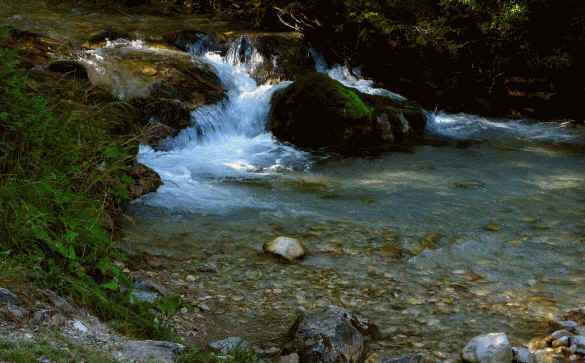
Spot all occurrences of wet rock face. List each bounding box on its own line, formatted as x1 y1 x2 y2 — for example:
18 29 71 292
269 72 425 155
292 306 376 363
81 44 225 146
250 34 315 83
461 332 513 363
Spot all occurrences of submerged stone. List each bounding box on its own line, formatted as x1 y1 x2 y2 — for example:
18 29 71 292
483 224 502 232
263 237 306 261
461 332 513 363
269 72 425 154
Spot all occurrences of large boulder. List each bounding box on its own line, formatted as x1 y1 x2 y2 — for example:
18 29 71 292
292 306 378 363
269 72 425 154
81 44 225 146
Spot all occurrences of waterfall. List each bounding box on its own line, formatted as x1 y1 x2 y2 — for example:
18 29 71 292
136 36 310 213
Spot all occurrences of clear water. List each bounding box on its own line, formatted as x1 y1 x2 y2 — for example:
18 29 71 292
121 38 585 356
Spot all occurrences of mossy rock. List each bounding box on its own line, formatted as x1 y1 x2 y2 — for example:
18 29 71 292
269 72 425 154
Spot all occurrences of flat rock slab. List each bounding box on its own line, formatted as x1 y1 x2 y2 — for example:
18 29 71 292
119 340 184 363
209 337 249 354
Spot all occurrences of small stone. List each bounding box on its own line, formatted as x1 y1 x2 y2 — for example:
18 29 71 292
48 313 66 328
383 232 400 240
520 217 537 223
73 320 89 333
461 332 513 363
0 288 20 305
550 330 572 340
321 243 343 254
483 224 502 232
0 303 28 321
422 232 445 243
209 337 248 354
570 336 585 354
533 348 562 363
549 319 578 333
552 336 569 348
141 66 158 76
121 340 184 363
280 353 300 363
263 237 306 261
197 303 210 312
528 337 549 351
197 263 218 273
186 275 196 282
454 180 485 189
379 243 406 258
512 347 533 363
253 346 280 357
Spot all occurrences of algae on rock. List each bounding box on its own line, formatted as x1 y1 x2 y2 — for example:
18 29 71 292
269 72 425 154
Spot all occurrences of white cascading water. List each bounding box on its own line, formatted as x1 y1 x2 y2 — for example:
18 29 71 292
312 50 580 143
136 36 310 213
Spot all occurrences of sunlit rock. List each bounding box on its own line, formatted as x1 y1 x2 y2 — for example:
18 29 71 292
512 347 534 363
263 237 306 262
461 332 513 363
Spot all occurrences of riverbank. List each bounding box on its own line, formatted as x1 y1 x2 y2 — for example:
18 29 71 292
1 1 585 362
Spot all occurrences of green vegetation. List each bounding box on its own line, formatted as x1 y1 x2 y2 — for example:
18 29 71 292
0 28 185 340
0 331 120 362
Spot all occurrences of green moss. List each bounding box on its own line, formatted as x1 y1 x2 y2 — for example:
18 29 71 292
337 86 372 119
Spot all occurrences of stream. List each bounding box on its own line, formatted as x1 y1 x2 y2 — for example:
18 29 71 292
119 37 585 357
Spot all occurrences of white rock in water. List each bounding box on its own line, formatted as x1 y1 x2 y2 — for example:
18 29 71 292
512 347 534 363
73 320 89 333
461 332 513 363
263 237 306 261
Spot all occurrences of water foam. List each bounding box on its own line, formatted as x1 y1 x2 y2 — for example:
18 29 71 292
136 37 310 213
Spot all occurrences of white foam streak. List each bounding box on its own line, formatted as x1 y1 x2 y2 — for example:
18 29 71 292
425 111 580 143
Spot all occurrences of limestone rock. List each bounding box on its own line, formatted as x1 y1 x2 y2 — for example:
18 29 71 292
120 340 184 363
269 72 425 155
549 319 578 333
0 303 28 322
81 43 225 146
292 306 377 363
461 332 513 363
263 237 306 261
281 353 300 363
209 337 248 354
0 288 20 306
569 336 585 355
512 347 534 363
532 348 564 363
